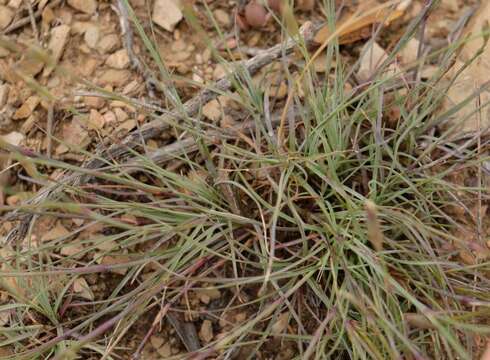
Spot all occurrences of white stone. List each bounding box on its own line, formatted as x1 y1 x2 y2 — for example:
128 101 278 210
97 34 119 54
84 25 100 49
106 49 130 69
152 0 183 32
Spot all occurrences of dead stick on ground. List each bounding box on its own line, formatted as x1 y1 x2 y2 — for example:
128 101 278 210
122 114 284 173
4 22 319 244
24 0 39 42
115 0 159 97
3 0 62 34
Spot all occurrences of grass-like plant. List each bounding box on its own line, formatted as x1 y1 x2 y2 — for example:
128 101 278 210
1 1 490 359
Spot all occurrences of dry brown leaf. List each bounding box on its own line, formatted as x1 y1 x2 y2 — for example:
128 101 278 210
443 2 490 133
314 1 411 45
73 277 94 300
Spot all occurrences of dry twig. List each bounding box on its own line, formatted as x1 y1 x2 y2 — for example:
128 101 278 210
115 0 159 97
3 0 62 34
24 0 40 42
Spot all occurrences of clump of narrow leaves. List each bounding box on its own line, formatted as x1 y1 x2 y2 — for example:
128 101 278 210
1 2 490 359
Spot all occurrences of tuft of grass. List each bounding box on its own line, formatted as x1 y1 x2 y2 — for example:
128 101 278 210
1 1 490 359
